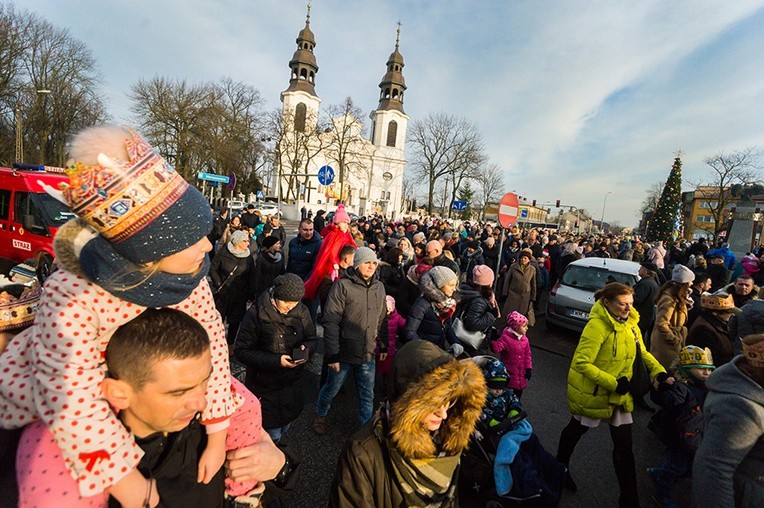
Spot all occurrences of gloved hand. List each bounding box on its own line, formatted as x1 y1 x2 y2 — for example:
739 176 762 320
525 368 532 380
615 376 631 395
449 343 464 357
655 371 675 392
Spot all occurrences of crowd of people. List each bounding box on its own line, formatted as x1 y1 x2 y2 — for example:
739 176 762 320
0 125 762 507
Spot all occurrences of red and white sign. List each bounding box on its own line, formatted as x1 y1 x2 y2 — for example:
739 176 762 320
12 239 31 251
498 192 519 228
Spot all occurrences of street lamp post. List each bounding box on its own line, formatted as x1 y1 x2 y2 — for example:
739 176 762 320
600 191 612 234
15 88 52 163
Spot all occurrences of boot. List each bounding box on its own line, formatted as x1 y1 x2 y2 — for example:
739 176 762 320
614 449 639 507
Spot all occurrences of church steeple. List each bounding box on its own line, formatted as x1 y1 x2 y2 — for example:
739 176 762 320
377 23 406 113
285 4 319 96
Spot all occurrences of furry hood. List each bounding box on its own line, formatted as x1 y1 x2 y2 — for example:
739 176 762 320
389 340 487 459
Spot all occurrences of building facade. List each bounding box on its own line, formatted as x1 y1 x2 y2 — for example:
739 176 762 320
273 9 408 219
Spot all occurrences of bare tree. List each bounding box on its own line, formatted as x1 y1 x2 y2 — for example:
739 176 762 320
474 162 506 219
407 112 485 215
324 97 366 202
0 5 106 166
639 181 665 217
271 105 327 202
691 147 761 239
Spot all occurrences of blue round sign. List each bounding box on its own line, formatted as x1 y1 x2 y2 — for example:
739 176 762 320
317 165 335 185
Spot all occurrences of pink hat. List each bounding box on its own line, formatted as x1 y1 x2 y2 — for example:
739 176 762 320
472 265 495 286
385 295 395 313
333 204 350 224
506 311 529 331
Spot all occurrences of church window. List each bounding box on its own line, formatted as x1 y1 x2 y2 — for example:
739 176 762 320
386 192 391 200
299 68 308 80
392 89 399 99
294 103 307 132
384 88 391 99
386 121 397 147
380 191 385 199
309 71 315 83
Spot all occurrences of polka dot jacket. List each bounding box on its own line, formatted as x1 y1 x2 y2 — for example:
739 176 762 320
0 269 242 497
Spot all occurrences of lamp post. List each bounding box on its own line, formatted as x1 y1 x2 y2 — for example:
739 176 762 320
15 88 52 163
600 191 612 234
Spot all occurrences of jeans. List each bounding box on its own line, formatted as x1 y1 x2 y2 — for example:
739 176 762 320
315 360 376 426
265 423 291 444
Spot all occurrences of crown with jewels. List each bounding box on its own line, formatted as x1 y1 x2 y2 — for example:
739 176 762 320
60 130 189 243
0 284 41 332
742 334 764 368
679 345 715 370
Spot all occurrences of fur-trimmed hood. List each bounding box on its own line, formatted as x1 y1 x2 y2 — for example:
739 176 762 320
388 340 486 459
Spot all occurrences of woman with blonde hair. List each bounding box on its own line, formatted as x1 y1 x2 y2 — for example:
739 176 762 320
650 265 695 369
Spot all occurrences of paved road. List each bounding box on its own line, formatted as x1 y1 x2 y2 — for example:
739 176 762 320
231 303 692 507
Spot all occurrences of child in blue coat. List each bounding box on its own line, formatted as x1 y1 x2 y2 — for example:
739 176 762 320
648 345 714 508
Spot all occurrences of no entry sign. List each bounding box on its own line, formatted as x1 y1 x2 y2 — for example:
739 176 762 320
498 192 519 228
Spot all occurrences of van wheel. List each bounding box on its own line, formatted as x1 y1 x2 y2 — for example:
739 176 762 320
37 253 54 281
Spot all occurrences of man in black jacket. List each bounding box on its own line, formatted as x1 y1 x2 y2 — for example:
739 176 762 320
286 219 322 281
634 262 660 349
313 247 388 435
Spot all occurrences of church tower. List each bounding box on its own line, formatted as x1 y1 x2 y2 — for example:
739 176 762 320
281 5 321 130
369 25 409 151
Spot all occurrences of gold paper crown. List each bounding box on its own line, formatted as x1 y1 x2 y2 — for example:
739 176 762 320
700 292 735 311
0 284 41 332
60 131 189 243
679 345 715 369
742 334 764 368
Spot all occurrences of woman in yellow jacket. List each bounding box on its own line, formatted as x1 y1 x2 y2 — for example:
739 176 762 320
556 283 667 508
650 265 695 369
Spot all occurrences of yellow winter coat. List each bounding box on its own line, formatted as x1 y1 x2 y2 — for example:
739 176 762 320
567 299 665 419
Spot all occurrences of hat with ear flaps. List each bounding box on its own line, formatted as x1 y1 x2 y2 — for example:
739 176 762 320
61 127 212 265
389 340 487 459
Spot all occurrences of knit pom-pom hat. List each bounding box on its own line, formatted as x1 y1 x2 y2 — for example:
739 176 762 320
333 204 350 224
506 311 529 331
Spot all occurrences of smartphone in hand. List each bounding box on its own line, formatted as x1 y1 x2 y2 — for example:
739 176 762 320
290 347 308 364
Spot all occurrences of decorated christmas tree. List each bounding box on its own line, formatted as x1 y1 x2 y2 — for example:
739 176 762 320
646 155 683 242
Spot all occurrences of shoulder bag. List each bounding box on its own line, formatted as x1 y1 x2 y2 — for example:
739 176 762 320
629 327 651 398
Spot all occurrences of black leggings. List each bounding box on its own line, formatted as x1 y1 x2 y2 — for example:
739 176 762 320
557 416 638 507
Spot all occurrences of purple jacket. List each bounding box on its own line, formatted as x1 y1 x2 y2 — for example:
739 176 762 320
490 328 532 390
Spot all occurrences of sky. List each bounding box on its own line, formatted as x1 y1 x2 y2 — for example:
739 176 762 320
19 0 764 227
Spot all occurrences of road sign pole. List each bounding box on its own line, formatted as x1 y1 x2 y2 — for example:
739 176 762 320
494 227 505 292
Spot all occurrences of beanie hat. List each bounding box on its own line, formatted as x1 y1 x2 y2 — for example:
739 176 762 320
333 204 350 224
472 265 495 286
230 230 250 245
272 273 305 302
671 264 695 284
353 246 378 268
262 235 280 250
263 223 273 233
62 128 211 264
385 295 395 313
640 261 659 274
506 311 529 331
742 333 764 368
700 292 735 311
428 266 457 289
0 282 41 332
482 357 509 389
679 345 715 370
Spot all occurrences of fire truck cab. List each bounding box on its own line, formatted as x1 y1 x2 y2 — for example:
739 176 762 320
0 164 73 279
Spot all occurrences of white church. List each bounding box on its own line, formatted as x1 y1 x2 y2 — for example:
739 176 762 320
272 8 408 219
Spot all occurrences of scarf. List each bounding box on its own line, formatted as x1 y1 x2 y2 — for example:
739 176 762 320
227 242 251 259
373 410 459 507
431 298 457 323
79 234 209 307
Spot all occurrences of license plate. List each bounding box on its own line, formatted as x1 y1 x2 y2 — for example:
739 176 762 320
570 309 589 319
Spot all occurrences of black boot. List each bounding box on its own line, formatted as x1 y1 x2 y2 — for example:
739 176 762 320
613 448 639 507
556 417 588 493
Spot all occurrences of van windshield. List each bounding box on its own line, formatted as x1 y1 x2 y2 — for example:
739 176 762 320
36 193 76 226
562 265 637 292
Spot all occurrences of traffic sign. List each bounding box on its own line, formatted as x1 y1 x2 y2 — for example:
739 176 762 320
498 192 519 228
317 165 335 185
256 190 265 200
227 172 237 191
197 171 230 184
452 200 467 211
520 208 528 219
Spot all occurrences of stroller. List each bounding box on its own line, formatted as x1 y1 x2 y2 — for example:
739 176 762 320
458 356 567 507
